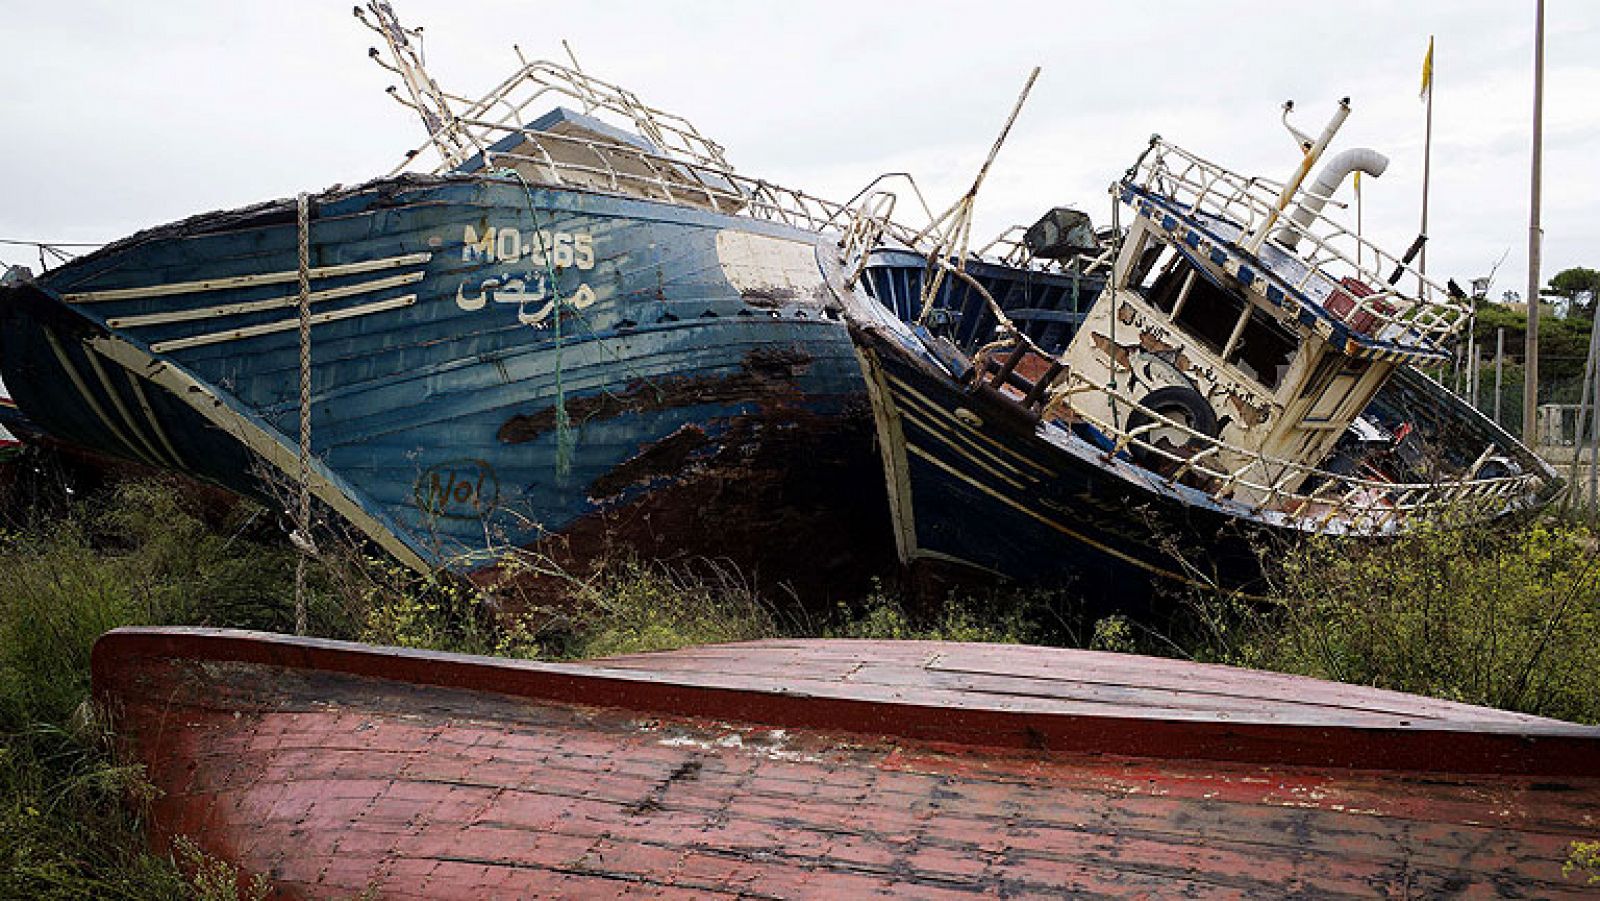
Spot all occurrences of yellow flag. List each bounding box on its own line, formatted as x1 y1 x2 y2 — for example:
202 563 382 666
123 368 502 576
1353 171 1361 192
1420 36 1434 99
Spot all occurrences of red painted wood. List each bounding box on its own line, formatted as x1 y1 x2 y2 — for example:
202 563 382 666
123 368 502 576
94 628 1600 898
599 641 1553 725
94 628 1600 776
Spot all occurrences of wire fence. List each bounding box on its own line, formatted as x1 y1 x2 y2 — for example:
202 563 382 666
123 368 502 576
1422 354 1591 439
1431 346 1600 508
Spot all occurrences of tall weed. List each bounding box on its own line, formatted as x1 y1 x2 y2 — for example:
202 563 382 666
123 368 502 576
0 475 300 899
539 557 779 659
1186 512 1600 723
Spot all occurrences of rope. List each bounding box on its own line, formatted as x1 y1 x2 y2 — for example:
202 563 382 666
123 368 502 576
293 192 315 635
498 167 666 474
485 168 705 483
0 238 102 246
550 255 575 479
0 238 97 271
496 170 576 477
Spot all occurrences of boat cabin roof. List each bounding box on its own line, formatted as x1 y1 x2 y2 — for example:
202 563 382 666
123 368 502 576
1124 185 1447 364
454 105 661 174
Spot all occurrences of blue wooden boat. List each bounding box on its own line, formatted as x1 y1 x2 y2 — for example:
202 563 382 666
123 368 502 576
0 4 904 596
1 9 1559 613
838 104 1559 608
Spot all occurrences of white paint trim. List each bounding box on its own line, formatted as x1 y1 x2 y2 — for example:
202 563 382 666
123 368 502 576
44 330 155 466
905 548 1008 579
151 295 417 353
65 252 432 303
127 372 186 469
852 344 918 565
107 271 425 329
87 334 431 573
84 346 170 466
887 374 1052 477
891 384 1036 486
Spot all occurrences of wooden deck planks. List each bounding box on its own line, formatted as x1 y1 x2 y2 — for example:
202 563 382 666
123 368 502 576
595 640 1553 726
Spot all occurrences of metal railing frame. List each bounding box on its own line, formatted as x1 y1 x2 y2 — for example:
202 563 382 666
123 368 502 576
1029 367 1544 531
1129 141 1470 352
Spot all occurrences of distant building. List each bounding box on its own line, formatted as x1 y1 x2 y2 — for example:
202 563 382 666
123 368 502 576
1502 298 1563 319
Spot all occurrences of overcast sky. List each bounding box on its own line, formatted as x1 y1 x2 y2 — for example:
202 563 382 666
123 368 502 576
1 1 1595 300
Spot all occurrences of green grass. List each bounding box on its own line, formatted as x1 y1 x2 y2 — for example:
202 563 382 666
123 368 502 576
1173 510 1600 725
0 475 300 899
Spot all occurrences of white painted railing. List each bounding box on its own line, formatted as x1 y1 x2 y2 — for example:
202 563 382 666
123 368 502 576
1128 140 1471 354
1026 364 1546 530
376 52 896 238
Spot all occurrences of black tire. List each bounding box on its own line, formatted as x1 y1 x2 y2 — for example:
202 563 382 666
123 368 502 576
1125 386 1219 468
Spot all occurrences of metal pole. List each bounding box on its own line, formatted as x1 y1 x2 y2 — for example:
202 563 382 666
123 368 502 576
562 40 599 116
1523 0 1544 448
1493 327 1505 425
1591 329 1600 507
915 67 1040 324
1468 328 1478 401
1246 98 1352 254
1569 315 1600 509
1420 35 1434 279
1469 334 1480 410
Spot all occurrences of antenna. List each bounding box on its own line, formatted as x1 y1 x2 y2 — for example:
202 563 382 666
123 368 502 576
1245 97 1351 254
1482 247 1511 297
354 1 482 169
914 67 1042 326
1280 100 1314 153
561 39 600 115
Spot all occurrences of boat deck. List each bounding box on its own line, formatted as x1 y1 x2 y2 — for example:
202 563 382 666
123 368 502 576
94 628 1600 899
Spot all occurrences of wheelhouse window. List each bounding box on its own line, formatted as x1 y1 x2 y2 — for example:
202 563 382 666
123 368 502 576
1146 253 1190 314
1228 309 1298 390
1132 240 1305 392
1171 268 1245 355
1126 235 1171 290
1135 247 1299 392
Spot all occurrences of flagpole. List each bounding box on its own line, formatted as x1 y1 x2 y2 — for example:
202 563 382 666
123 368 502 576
1524 0 1544 447
1420 35 1434 282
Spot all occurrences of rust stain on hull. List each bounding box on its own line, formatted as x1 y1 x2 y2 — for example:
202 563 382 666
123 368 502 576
497 347 814 444
588 424 712 500
484 399 894 607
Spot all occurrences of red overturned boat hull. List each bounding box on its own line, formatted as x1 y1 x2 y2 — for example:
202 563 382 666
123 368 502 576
94 628 1600 898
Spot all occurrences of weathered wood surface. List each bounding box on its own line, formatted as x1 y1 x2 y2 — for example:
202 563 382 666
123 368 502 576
95 628 1600 898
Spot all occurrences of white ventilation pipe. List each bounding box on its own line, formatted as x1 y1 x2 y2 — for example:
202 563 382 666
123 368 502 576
1276 148 1389 249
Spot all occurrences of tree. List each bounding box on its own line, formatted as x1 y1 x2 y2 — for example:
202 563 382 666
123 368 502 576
1470 298 1593 382
1548 267 1600 318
